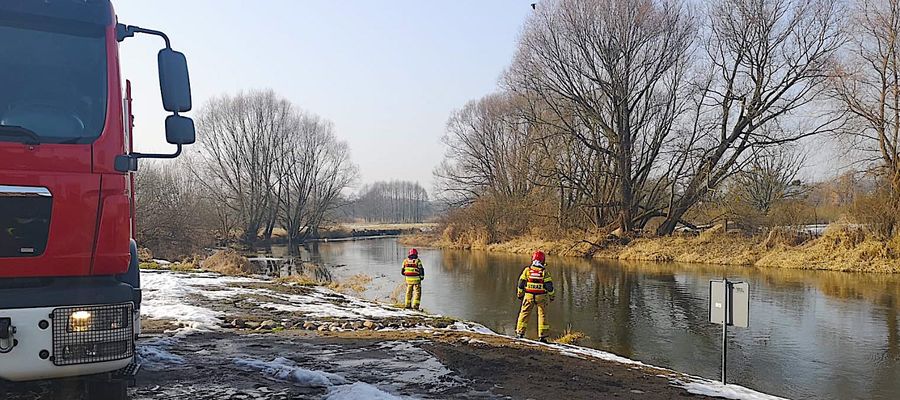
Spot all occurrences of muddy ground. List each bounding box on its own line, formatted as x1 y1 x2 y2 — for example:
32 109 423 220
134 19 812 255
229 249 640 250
1 329 712 400
0 273 715 399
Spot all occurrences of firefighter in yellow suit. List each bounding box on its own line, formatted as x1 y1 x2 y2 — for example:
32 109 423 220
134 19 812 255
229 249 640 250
402 248 424 310
516 250 555 342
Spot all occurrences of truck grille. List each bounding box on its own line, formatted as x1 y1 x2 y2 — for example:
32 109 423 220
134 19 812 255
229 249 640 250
51 303 134 366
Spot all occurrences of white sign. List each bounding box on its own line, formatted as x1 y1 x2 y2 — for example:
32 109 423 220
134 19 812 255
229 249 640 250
709 280 749 328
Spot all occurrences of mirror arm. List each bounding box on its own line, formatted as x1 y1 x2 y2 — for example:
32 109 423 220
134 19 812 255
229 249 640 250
116 23 172 49
114 145 183 172
131 144 183 160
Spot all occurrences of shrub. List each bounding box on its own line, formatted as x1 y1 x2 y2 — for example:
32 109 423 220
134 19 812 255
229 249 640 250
553 325 588 345
201 249 253 276
849 190 899 238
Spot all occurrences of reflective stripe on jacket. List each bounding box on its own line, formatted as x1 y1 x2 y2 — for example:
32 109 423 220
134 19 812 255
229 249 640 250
402 258 423 278
517 265 554 296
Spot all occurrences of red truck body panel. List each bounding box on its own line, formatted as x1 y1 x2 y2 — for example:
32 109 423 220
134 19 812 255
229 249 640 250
0 5 131 278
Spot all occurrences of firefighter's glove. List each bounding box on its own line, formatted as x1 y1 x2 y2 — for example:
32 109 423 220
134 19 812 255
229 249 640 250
516 291 524 300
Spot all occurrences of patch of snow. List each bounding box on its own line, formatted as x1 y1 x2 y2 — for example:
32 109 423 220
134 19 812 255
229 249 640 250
543 342 643 366
558 351 587 360
247 257 285 261
137 337 184 369
141 272 225 333
677 380 789 400
233 357 347 387
325 382 405 400
447 321 496 335
151 259 171 265
259 302 304 313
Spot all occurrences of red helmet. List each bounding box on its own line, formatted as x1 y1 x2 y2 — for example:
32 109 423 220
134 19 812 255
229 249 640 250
532 250 545 263
408 248 418 256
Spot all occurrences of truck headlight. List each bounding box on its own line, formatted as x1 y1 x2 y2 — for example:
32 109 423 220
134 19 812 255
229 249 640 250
53 304 135 366
69 311 92 332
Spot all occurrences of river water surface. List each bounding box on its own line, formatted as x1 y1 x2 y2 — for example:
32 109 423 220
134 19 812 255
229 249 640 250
277 238 900 400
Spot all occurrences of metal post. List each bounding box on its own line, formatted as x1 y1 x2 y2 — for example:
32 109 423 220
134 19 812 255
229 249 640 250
721 279 729 384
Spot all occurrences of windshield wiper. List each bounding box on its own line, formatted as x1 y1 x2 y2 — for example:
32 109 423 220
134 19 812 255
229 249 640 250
0 125 41 145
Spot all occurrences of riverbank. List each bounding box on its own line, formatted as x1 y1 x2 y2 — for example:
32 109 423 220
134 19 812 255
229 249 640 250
0 270 784 399
401 224 900 273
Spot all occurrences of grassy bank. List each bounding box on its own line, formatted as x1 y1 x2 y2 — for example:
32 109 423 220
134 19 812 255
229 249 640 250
402 225 900 273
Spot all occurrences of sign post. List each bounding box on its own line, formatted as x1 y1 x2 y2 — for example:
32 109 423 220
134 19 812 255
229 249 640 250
709 279 749 384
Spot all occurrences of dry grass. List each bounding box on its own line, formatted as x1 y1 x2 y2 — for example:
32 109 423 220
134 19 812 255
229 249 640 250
272 275 321 286
140 258 200 272
401 231 608 258
554 326 588 345
137 247 154 262
328 274 373 294
389 282 408 306
274 271 372 294
139 261 161 270
617 229 764 266
201 249 254 276
407 223 900 273
756 225 900 272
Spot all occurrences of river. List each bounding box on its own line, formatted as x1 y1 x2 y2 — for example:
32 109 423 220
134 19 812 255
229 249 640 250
271 238 900 400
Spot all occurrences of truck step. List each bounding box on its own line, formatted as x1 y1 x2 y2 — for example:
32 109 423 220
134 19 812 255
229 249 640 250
113 362 141 383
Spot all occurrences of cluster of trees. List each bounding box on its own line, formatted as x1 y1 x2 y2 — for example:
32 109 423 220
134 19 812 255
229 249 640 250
135 90 358 255
134 159 216 259
437 0 900 239
345 181 433 223
195 90 357 246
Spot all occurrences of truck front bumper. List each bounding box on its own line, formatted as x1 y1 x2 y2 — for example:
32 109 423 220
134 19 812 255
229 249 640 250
0 303 137 381
0 276 139 381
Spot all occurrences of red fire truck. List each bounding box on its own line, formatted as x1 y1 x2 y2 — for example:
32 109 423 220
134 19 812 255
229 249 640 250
0 0 193 397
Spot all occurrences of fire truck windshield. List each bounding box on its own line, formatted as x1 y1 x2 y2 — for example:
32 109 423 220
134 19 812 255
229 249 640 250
0 21 107 145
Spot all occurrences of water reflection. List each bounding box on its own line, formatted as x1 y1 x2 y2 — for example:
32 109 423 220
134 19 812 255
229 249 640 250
280 239 900 400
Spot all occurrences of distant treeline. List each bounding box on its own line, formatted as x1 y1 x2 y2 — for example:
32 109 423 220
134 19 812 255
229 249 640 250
343 181 434 224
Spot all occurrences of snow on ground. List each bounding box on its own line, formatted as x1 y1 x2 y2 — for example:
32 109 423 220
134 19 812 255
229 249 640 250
234 357 406 399
137 336 185 370
143 269 413 325
677 380 789 400
446 321 497 335
324 382 405 400
141 271 231 333
140 270 783 400
233 357 347 387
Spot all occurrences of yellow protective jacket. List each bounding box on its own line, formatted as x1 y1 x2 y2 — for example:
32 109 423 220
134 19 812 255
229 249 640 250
402 258 424 283
517 264 554 297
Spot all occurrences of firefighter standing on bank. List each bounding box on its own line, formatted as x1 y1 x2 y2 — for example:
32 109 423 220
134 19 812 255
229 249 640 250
402 248 424 310
516 250 555 342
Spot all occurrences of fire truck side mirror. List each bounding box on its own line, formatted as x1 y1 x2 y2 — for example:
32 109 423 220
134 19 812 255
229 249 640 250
158 48 192 113
165 115 195 145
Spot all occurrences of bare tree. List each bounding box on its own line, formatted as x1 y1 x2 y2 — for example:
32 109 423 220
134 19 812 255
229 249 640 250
507 0 695 233
656 0 845 235
734 146 808 214
277 113 357 247
195 90 293 243
435 93 540 206
195 90 356 247
832 0 900 202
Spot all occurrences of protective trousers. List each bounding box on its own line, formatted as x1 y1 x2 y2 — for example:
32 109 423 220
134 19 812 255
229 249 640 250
516 294 549 338
405 283 421 310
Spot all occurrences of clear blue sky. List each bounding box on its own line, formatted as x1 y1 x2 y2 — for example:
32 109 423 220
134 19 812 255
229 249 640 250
115 0 534 192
